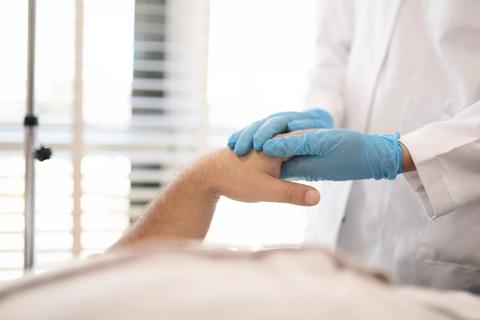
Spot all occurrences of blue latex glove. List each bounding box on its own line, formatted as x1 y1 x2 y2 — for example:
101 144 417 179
228 109 333 156
263 129 403 181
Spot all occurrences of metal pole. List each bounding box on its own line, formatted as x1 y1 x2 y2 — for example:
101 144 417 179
72 0 84 257
24 0 37 271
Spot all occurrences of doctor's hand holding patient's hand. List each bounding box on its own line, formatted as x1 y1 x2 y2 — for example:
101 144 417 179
263 129 416 182
228 109 333 156
199 149 320 206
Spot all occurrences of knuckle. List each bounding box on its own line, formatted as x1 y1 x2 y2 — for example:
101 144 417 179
284 184 299 203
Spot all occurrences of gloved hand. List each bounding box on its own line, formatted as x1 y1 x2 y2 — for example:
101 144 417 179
228 109 333 156
262 129 404 181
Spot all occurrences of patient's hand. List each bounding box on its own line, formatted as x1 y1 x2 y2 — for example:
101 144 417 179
110 148 319 250
196 149 320 206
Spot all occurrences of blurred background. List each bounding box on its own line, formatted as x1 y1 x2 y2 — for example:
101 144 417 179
0 0 320 280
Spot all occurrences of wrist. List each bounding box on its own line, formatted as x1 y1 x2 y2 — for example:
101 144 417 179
371 132 404 179
400 142 416 172
188 151 224 199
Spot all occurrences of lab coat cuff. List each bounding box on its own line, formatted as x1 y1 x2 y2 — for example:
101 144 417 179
400 134 454 219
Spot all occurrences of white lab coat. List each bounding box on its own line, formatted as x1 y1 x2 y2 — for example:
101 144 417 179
304 0 480 289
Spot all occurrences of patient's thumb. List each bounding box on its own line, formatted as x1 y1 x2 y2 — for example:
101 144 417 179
264 176 320 206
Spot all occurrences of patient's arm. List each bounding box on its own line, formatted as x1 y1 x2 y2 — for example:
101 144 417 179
109 148 320 251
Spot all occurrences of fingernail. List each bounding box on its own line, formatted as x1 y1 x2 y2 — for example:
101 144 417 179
305 190 320 205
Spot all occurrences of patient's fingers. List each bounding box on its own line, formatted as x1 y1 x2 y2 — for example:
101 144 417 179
256 174 320 206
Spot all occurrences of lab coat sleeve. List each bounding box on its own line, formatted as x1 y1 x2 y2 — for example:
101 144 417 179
400 101 480 219
305 0 355 127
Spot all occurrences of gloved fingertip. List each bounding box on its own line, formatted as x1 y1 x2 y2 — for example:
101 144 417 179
233 149 243 157
234 150 245 157
227 140 236 149
234 144 248 157
227 133 238 146
253 136 265 151
261 140 273 154
262 141 285 157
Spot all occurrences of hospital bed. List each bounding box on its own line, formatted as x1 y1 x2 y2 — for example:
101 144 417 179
1 241 479 319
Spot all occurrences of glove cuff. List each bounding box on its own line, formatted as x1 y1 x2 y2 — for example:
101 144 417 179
380 132 403 180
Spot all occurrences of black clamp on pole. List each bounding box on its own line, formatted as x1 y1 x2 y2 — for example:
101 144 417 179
23 115 38 127
23 115 53 162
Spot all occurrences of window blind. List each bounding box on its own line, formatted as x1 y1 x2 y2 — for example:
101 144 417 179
128 0 209 221
0 0 320 281
0 0 209 280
